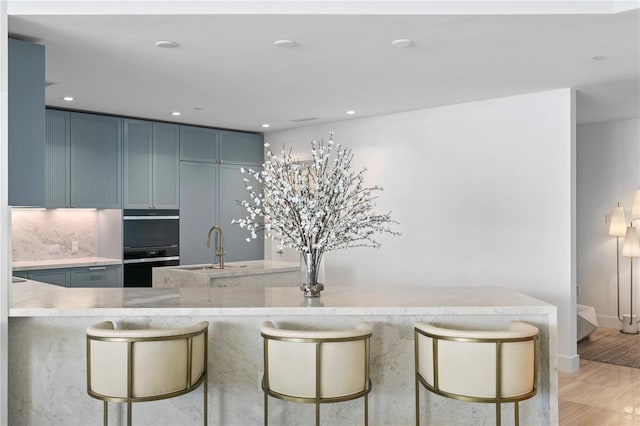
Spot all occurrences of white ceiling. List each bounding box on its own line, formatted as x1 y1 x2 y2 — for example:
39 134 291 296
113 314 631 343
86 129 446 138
8 5 640 132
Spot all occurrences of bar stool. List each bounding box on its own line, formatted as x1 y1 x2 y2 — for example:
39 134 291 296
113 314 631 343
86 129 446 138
414 321 538 426
86 321 209 426
260 321 372 426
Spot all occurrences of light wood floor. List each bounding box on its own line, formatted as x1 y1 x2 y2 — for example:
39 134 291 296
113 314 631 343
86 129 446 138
559 359 640 425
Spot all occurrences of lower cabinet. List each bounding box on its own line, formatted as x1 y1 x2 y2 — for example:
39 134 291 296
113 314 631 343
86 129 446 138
30 269 69 287
14 265 122 288
69 265 122 288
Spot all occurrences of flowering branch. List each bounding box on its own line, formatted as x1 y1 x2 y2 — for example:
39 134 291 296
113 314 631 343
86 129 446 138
232 133 400 256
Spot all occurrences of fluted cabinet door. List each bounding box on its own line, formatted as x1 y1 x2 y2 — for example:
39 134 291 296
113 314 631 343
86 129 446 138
124 119 153 209
45 109 70 208
219 164 264 262
70 113 122 208
152 123 180 209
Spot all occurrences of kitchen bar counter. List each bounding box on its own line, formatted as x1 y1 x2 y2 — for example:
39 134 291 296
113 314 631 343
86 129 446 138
9 281 557 425
12 256 122 271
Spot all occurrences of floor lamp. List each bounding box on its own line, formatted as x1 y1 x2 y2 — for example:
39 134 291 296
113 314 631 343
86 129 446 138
609 204 627 327
622 222 640 334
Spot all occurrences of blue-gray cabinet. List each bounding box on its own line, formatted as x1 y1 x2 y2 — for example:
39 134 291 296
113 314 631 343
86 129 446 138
219 164 264 262
44 110 123 208
179 131 264 265
180 161 218 265
45 109 71 208
180 126 219 163
124 120 179 209
15 265 122 287
69 265 122 288
220 130 264 166
18 268 69 287
70 112 123 208
8 38 45 207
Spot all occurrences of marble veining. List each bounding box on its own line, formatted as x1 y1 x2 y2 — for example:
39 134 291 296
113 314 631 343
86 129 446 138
8 283 557 425
11 209 99 260
153 260 300 289
10 281 555 317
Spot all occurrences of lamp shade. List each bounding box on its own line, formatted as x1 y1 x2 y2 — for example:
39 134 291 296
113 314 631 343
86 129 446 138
609 205 627 237
632 188 640 220
622 224 640 258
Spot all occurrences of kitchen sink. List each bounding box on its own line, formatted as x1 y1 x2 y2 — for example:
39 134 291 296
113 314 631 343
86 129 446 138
179 264 247 271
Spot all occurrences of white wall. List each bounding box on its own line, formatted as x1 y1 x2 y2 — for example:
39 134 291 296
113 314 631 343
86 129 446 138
577 118 640 328
266 89 577 370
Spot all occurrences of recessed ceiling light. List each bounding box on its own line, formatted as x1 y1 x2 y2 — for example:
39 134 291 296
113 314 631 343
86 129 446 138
171 111 181 116
155 40 178 48
274 39 297 48
392 39 414 48
62 96 74 101
261 124 270 128
592 55 607 61
193 107 203 111
346 110 356 115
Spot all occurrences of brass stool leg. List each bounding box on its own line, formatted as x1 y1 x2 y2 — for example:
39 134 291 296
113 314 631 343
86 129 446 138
103 401 108 426
127 401 132 426
203 375 208 426
315 400 320 426
264 392 268 426
496 402 501 426
415 376 420 426
364 393 369 426
514 401 519 426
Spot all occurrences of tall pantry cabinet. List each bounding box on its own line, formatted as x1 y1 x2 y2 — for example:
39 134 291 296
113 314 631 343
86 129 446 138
179 127 264 265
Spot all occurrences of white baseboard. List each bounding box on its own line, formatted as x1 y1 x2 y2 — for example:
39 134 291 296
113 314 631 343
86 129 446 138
558 353 580 373
597 315 622 330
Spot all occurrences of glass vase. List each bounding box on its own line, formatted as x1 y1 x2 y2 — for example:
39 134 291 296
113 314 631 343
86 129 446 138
300 251 324 297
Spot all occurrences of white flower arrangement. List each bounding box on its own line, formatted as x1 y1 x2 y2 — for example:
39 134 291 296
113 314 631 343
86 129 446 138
233 133 400 295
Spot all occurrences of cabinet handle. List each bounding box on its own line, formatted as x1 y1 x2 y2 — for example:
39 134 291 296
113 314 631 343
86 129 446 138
88 267 107 271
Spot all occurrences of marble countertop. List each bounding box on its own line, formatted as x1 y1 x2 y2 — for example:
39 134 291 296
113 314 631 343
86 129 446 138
155 259 299 277
10 280 556 317
12 257 122 271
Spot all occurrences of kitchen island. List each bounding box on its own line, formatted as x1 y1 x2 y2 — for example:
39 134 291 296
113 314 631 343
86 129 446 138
152 259 299 289
9 280 557 426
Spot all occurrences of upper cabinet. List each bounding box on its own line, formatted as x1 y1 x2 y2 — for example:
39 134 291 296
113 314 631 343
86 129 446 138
46 110 122 209
8 39 46 207
45 109 71 208
180 126 219 163
219 130 264 166
124 119 179 209
180 126 263 165
70 113 122 208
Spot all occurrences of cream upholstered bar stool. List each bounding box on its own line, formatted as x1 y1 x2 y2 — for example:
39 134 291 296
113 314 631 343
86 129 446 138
414 321 538 426
261 321 372 426
86 321 209 426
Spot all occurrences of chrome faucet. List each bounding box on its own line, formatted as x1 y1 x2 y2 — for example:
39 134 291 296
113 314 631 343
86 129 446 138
207 225 225 269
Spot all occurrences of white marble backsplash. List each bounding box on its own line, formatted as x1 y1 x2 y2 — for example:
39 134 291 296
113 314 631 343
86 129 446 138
12 209 99 261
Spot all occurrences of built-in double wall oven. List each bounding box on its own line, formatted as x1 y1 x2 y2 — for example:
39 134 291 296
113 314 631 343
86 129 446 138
123 209 179 287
